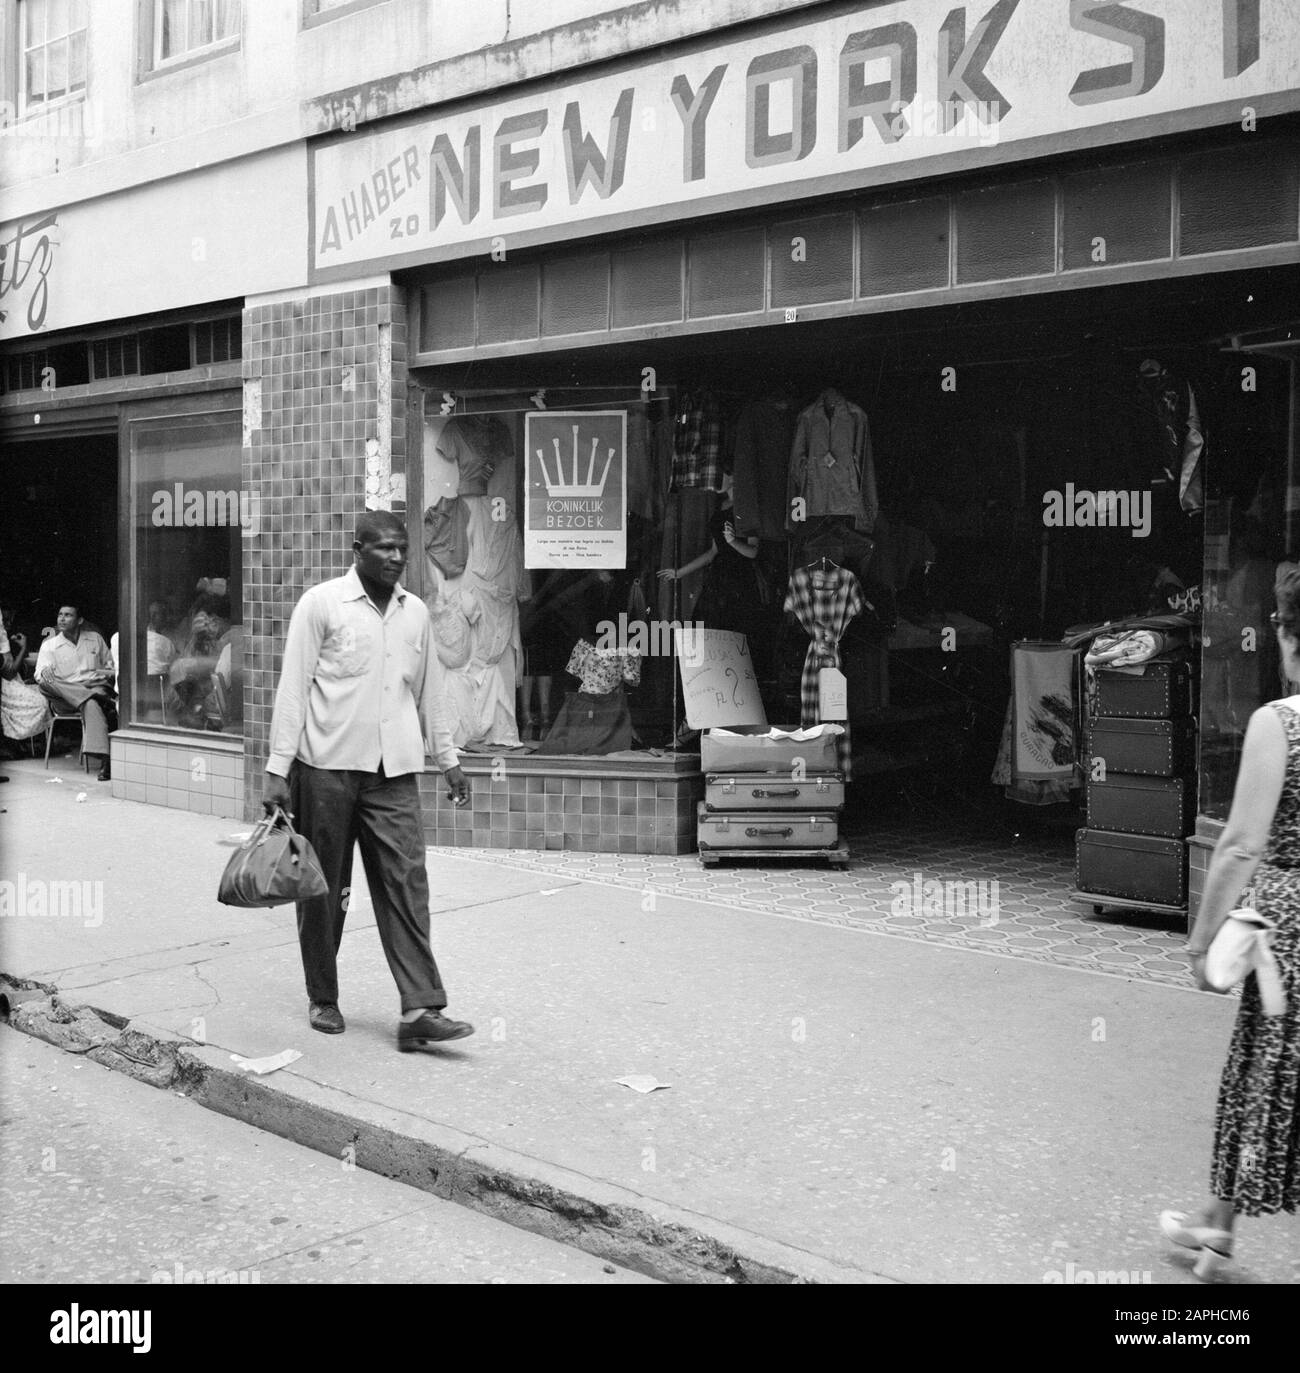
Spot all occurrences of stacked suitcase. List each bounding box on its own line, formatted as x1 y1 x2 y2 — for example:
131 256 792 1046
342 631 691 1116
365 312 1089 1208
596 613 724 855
697 729 850 868
1075 659 1196 913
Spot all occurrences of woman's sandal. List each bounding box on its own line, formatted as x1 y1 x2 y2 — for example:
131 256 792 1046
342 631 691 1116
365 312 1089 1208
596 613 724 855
1158 1211 1234 1281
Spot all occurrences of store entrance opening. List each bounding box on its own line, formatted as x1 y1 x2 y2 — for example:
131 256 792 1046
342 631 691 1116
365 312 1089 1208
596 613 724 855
1 431 119 643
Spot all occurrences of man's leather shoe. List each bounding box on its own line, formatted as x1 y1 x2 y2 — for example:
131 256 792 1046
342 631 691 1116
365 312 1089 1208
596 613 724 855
96 762 111 781
309 1001 345 1034
397 1010 474 1050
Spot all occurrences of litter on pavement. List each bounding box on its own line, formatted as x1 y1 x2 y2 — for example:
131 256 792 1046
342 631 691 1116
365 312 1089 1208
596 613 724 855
230 1049 302 1075
614 1075 671 1094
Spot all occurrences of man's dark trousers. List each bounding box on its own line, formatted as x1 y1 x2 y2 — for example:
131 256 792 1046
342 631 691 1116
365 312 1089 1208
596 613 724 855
289 762 447 1012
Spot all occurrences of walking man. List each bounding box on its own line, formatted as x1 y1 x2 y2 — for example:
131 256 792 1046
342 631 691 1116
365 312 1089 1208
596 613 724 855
36 604 116 781
262 511 475 1048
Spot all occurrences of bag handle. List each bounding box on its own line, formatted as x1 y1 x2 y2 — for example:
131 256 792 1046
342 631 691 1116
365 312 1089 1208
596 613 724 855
247 806 294 849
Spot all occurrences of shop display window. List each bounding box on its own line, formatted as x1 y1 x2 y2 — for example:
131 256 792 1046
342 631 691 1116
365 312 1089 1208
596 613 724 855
127 410 244 736
417 380 917 767
419 390 693 757
1198 356 1298 822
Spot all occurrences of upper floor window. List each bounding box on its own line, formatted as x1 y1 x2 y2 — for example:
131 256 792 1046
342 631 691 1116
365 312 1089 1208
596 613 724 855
153 0 240 68
20 0 88 114
301 0 389 28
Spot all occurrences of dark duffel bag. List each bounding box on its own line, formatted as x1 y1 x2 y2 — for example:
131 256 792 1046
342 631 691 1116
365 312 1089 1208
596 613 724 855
218 807 329 908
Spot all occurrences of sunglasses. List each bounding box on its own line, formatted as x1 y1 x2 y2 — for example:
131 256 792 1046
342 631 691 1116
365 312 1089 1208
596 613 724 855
1270 613 1297 629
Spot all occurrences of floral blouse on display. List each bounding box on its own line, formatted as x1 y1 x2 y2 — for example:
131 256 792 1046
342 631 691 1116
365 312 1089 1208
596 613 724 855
565 639 642 695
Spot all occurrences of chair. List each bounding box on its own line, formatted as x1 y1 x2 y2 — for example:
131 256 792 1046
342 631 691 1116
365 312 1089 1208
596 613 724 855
205 675 229 732
44 704 87 771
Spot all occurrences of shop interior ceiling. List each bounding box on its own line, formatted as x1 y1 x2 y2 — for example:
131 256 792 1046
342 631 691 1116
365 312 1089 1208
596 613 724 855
419 264 1300 401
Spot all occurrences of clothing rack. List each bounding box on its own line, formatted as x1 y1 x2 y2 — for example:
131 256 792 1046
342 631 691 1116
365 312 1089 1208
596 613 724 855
432 394 675 419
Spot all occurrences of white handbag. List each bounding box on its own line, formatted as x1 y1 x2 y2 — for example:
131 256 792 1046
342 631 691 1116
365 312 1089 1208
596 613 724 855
1205 909 1287 1017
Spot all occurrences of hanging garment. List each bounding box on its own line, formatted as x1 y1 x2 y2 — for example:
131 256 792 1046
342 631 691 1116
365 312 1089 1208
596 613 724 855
657 488 714 623
991 700 1075 805
732 397 796 540
425 414 512 578
425 441 528 750
627 406 671 523
1137 362 1206 515
423 497 471 579
787 390 879 534
783 564 865 781
426 584 479 670
1009 642 1079 783
670 390 726 492
436 414 510 494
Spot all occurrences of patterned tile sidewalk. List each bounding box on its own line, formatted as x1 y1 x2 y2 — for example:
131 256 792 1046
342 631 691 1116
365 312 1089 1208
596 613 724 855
431 823 1197 987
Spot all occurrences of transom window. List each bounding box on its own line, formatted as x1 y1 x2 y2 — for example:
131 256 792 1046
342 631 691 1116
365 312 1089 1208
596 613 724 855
20 0 88 114
154 0 240 67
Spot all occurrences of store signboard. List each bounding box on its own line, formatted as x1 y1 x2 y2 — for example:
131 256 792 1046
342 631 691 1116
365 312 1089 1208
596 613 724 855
0 147 306 342
523 410 627 568
309 0 1300 280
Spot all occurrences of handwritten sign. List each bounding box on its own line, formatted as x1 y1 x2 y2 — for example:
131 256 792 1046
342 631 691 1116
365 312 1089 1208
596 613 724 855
675 627 767 730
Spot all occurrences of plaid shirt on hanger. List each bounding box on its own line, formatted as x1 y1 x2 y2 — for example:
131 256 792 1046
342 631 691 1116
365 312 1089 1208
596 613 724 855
670 390 726 492
783 564 865 781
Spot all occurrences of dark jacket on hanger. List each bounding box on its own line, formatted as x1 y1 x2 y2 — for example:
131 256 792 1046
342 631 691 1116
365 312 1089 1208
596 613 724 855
787 389 878 533
732 397 796 540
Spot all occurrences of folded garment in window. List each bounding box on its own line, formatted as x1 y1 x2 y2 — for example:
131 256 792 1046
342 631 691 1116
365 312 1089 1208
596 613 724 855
1084 628 1188 667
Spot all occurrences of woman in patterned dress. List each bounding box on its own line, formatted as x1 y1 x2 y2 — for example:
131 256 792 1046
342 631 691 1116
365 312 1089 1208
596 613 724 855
1 605 53 748
1160 568 1300 1279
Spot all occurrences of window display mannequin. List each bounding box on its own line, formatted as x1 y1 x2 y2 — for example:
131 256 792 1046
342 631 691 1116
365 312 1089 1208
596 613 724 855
657 474 763 642
534 632 642 755
423 413 529 749
518 569 612 741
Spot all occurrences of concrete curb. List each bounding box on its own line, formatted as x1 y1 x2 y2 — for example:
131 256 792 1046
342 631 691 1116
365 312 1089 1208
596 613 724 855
0 977 893 1285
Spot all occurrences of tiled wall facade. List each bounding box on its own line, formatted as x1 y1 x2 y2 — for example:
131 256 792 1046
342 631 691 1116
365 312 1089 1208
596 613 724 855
239 279 409 820
1187 832 1213 931
110 736 244 818
419 763 703 855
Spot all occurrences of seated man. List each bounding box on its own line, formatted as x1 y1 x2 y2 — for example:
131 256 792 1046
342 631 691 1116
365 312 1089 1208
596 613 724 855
212 623 243 728
110 602 176 702
35 603 117 781
168 594 231 728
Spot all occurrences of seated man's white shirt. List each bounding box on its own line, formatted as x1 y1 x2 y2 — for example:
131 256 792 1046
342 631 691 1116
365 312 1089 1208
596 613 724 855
37 629 113 684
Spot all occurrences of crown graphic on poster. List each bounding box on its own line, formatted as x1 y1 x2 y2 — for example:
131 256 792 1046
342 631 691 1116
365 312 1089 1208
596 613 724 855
537 425 614 498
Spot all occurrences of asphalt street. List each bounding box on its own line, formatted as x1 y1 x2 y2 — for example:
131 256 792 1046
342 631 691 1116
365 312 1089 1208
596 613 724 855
0 1029 655 1285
